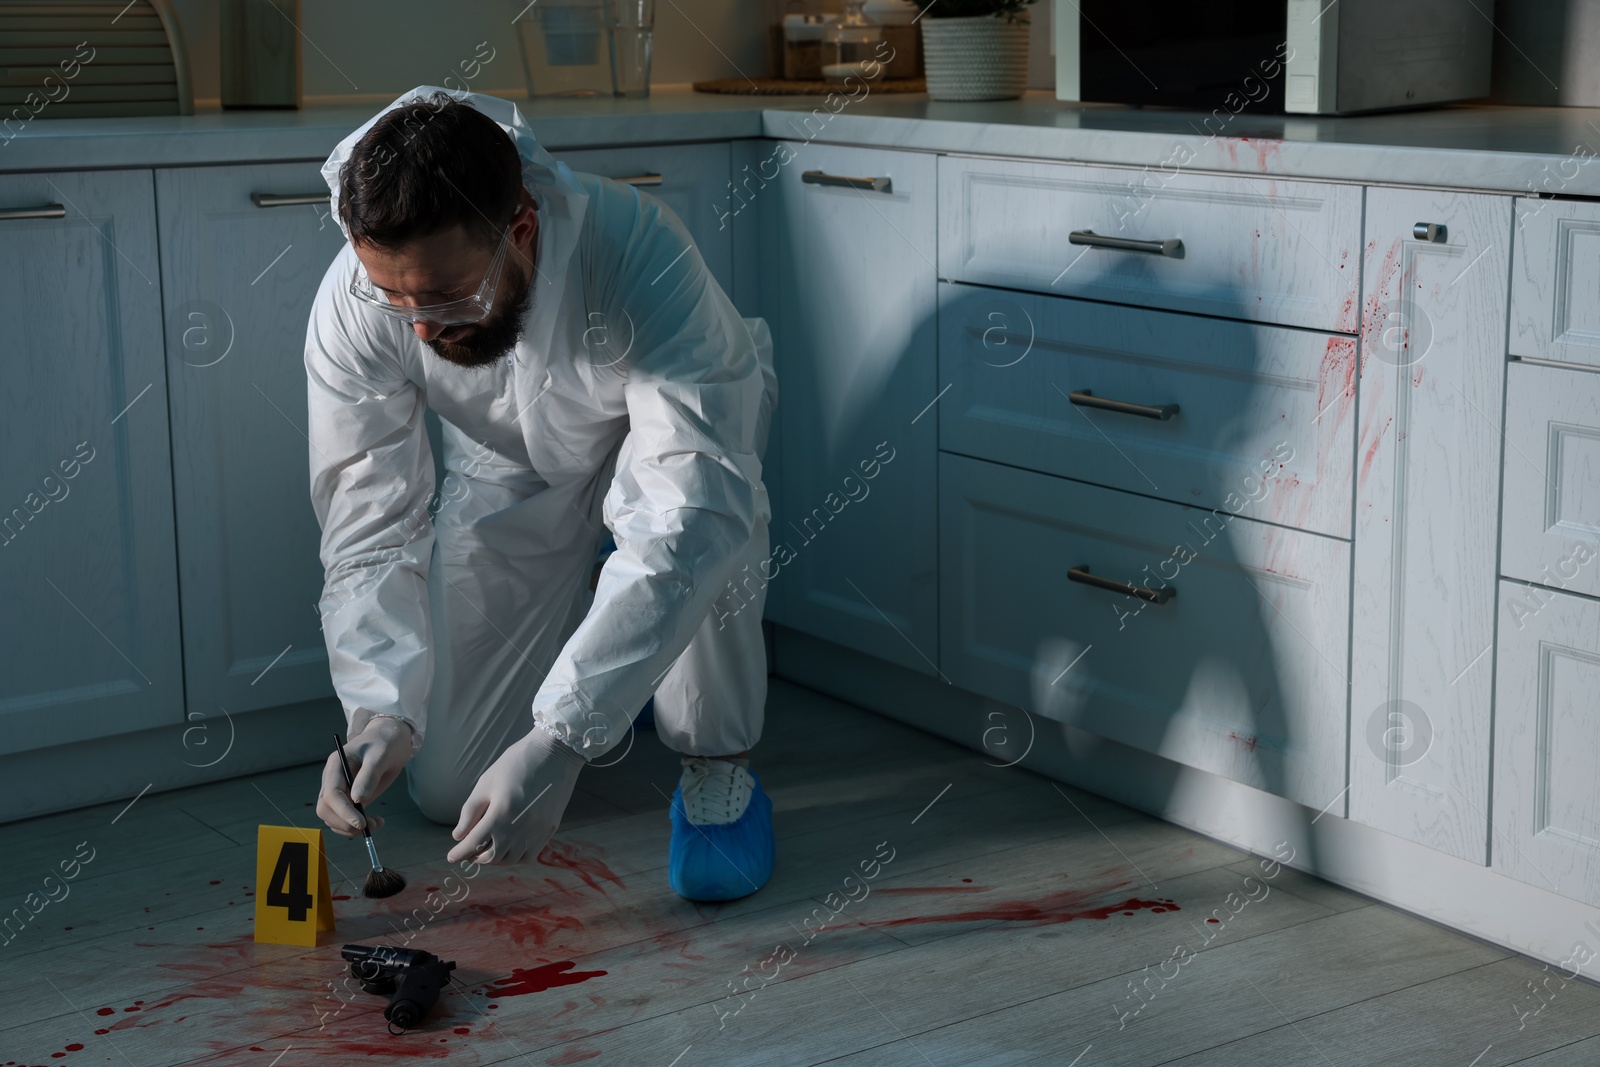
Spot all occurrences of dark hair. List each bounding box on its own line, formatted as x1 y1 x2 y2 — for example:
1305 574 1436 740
339 92 522 250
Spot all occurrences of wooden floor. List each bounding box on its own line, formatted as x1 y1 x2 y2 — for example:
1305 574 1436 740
4 678 1600 1066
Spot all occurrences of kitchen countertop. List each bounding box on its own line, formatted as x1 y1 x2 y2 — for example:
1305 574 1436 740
5 85 1600 197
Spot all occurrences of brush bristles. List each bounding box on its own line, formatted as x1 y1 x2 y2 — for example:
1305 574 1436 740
363 866 407 899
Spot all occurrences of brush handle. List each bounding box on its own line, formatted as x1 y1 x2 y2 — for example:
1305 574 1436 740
332 733 374 840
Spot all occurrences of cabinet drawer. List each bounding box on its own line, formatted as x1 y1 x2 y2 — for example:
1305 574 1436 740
1492 581 1600 906
1511 197 1600 369
937 155 1361 332
1500 361 1600 600
939 283 1355 539
939 452 1349 807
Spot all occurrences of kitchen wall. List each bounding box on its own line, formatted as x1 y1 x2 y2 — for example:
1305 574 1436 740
1490 0 1600 107
171 0 1585 113
171 0 768 107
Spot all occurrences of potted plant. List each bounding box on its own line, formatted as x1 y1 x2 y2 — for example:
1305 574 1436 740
910 0 1036 102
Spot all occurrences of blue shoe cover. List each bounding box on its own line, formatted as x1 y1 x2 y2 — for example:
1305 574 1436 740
669 771 775 902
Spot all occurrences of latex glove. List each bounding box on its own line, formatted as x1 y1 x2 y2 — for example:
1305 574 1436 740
447 727 585 865
317 717 414 840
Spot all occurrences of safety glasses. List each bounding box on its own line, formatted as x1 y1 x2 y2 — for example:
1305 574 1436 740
347 220 515 326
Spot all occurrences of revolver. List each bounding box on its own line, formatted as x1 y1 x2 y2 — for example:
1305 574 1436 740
341 943 457 1032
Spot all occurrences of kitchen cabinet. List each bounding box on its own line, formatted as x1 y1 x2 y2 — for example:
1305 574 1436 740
155 163 349 718
756 142 939 675
556 142 734 296
0 169 184 752
1348 187 1511 864
939 451 1350 807
1491 581 1600 906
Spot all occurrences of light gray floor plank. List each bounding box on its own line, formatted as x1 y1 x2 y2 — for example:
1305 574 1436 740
1158 953 1600 1067
1156 1023 1334 1067
1220 856 1372 914
815 1040 952 1067
0 803 239 903
1508 1035 1600 1065
1275 956 1600 1067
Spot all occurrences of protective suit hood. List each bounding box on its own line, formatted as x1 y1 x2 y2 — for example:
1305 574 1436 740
320 85 589 247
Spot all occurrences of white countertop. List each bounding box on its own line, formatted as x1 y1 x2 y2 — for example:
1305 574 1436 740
5 86 1598 196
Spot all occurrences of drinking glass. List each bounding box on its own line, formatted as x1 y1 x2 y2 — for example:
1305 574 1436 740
607 0 655 98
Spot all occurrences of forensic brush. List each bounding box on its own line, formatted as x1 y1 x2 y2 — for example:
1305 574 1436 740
333 733 408 899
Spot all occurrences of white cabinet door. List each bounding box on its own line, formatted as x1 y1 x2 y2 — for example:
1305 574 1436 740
940 453 1351 807
1509 196 1600 369
1349 187 1511 863
1492 581 1600 905
556 142 733 295
1500 361 1600 601
757 142 939 675
0 170 183 752
156 163 348 718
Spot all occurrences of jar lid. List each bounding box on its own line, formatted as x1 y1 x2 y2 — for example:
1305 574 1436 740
783 12 838 40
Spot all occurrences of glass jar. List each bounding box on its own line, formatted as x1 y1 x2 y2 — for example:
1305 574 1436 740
823 0 882 83
782 11 835 81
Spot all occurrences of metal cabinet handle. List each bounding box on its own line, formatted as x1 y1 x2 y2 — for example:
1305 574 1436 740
252 192 331 208
1069 389 1179 421
801 169 892 193
0 203 66 221
1069 565 1175 604
612 173 663 186
1069 229 1182 257
1412 221 1446 242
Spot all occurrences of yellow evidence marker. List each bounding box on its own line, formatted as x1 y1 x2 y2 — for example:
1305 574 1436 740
254 825 335 945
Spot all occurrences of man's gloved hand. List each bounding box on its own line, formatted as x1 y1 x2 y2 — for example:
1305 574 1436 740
317 717 415 839
447 727 586 865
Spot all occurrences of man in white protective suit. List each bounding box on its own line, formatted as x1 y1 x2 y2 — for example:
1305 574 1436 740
307 86 778 902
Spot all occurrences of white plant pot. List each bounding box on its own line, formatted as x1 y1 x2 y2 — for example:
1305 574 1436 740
919 14 1030 102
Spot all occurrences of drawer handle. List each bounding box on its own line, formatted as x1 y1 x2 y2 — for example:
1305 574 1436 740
1069 565 1175 605
612 173 663 186
252 192 331 208
1069 229 1182 257
1412 221 1446 242
1069 389 1179 421
0 203 66 221
801 169 892 193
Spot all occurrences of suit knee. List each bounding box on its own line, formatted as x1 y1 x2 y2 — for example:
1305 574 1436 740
407 766 472 826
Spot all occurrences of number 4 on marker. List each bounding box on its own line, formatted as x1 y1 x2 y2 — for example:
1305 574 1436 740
255 825 335 945
267 841 314 921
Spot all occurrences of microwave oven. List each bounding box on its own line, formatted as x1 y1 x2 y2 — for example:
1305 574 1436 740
1053 0 1495 115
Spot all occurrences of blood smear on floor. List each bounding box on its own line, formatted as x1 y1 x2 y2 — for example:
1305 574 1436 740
480 961 608 998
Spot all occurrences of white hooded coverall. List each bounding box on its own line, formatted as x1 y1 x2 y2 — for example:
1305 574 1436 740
306 87 776 824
